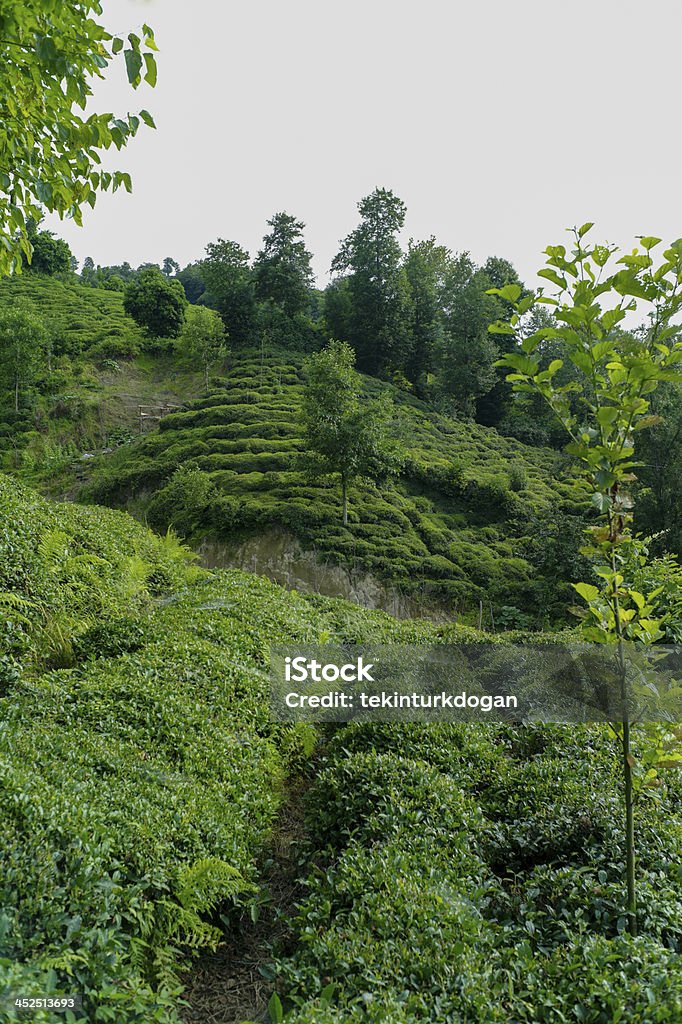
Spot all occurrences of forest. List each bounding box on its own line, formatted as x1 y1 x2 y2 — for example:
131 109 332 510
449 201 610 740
2 3 682 1023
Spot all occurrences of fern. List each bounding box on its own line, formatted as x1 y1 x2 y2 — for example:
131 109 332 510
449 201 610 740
176 857 253 915
0 592 34 626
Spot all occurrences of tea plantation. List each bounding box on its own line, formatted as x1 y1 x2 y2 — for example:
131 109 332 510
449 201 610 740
1 471 682 1022
85 349 589 624
0 273 145 360
0 472 440 1021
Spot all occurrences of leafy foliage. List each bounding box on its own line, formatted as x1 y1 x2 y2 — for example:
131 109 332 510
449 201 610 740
0 2 157 276
277 722 682 1022
123 268 188 339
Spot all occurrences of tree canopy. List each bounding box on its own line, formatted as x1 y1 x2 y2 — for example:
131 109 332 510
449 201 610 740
301 340 404 524
253 212 314 318
123 267 187 338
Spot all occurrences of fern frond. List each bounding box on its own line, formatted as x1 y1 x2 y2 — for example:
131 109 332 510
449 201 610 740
176 858 253 915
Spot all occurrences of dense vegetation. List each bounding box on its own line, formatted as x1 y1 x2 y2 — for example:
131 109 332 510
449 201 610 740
2 470 681 1022
0 472 437 1021
84 348 589 626
277 722 682 1023
2 7 682 1022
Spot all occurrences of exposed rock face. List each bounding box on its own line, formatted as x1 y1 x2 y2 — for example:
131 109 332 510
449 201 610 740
197 528 454 622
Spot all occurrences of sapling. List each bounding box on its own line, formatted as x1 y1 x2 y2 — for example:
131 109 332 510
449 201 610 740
489 225 682 935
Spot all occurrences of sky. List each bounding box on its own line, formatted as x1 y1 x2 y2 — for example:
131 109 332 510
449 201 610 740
47 0 682 290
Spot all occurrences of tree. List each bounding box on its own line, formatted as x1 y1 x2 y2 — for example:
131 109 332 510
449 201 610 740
331 188 412 376
0 307 47 411
635 383 682 557
25 229 72 275
177 263 206 305
162 257 180 278
431 254 500 417
0 4 158 277
301 340 404 525
490 224 682 936
253 212 314 318
199 240 256 344
475 257 527 426
403 238 450 389
123 267 187 338
81 256 96 286
179 306 228 390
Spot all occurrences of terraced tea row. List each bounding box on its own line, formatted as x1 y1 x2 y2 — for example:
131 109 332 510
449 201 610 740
86 349 589 624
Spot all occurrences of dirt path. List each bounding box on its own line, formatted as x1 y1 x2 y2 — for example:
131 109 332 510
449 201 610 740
180 782 307 1024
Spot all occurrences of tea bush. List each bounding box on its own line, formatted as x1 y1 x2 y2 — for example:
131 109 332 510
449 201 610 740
277 720 682 1022
84 348 589 625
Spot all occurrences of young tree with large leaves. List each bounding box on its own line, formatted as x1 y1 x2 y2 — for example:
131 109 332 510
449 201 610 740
490 225 682 936
0 1 158 277
330 188 412 376
301 340 404 525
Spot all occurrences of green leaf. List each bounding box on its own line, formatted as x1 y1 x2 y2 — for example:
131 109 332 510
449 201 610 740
596 405 619 427
139 109 156 129
268 993 284 1024
124 48 143 84
499 353 539 376
573 582 601 603
144 52 157 87
639 236 662 250
537 268 568 290
496 283 522 303
578 221 594 238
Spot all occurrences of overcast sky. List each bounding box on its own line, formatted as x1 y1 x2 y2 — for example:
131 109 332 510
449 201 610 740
47 0 681 289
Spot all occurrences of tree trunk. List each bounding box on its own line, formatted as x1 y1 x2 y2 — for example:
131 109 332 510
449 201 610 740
14 377 19 413
609 503 637 936
622 714 637 935
342 477 348 526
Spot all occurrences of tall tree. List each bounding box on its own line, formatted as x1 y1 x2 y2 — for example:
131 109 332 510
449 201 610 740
0 307 46 411
475 256 526 426
177 263 206 305
301 340 403 525
636 383 682 557
253 212 313 317
403 238 451 389
199 240 256 345
331 188 412 376
162 257 180 278
179 307 228 390
0 4 158 277
430 254 500 417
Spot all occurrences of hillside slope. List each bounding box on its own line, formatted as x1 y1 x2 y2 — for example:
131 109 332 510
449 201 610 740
2 474 681 1024
0 272 145 357
85 348 589 624
0 472 453 1021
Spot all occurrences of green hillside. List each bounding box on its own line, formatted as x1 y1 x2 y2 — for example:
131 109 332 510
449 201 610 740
2 471 682 1023
0 273 145 358
85 348 589 625
0 471 437 1020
